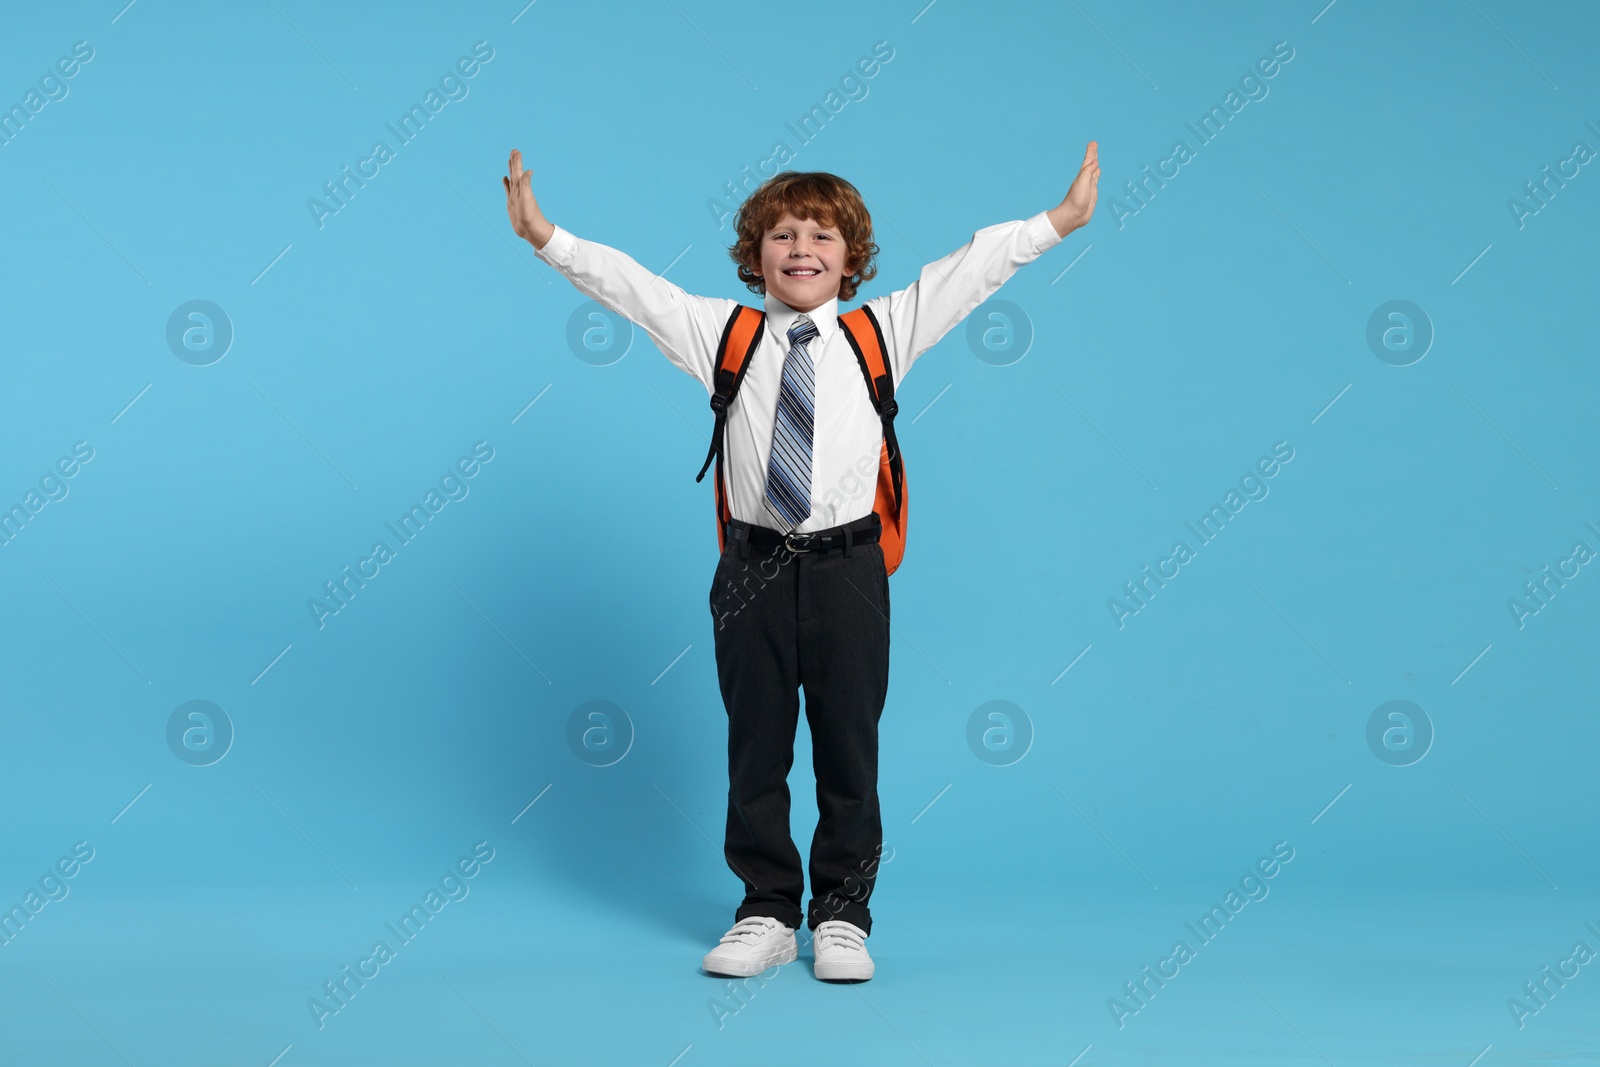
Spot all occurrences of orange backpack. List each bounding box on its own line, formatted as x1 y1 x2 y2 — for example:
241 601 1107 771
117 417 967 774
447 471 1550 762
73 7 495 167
695 304 907 576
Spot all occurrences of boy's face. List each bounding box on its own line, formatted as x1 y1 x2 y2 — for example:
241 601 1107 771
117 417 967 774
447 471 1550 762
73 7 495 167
752 212 846 313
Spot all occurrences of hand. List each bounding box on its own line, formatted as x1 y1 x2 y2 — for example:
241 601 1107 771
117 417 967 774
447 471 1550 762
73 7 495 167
504 148 554 248
1048 141 1100 238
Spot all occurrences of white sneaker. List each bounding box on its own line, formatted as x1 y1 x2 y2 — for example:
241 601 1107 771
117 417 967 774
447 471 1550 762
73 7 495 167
702 916 798 977
812 919 874 980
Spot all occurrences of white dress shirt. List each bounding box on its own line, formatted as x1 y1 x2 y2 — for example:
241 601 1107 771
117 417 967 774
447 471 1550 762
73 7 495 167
534 210 1064 533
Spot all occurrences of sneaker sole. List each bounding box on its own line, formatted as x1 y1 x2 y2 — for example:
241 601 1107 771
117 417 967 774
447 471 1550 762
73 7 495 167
702 940 798 978
813 959 874 981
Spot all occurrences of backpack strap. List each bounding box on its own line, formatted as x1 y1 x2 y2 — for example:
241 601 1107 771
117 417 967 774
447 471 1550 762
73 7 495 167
837 304 902 511
696 304 766 553
839 304 908 576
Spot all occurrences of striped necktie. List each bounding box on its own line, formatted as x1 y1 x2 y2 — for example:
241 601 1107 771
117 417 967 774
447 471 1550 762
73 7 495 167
764 314 819 529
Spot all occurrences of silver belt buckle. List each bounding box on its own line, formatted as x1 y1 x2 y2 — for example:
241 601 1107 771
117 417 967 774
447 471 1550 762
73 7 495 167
784 529 816 553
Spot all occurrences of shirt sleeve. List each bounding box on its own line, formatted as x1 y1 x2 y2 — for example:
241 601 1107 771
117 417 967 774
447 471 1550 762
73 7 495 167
862 210 1064 389
534 225 737 395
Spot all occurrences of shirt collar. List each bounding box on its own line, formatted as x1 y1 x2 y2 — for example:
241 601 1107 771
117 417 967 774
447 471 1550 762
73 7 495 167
763 291 838 350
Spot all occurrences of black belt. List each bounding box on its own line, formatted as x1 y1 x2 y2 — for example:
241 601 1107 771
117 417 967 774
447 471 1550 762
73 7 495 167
725 512 880 560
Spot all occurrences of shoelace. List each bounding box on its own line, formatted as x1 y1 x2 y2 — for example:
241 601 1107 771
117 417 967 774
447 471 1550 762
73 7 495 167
719 916 785 945
814 922 866 954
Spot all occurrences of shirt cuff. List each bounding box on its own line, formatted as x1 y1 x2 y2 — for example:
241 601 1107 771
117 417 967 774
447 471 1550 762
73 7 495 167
534 224 577 265
1027 210 1064 255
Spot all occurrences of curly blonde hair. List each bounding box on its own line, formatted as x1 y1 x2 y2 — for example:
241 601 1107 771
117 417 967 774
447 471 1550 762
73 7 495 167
727 171 879 303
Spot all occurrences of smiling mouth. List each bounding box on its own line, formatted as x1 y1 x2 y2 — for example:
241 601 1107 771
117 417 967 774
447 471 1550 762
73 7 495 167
782 267 822 277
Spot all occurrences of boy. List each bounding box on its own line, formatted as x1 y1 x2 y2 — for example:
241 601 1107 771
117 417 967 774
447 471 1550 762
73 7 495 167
503 143 1099 981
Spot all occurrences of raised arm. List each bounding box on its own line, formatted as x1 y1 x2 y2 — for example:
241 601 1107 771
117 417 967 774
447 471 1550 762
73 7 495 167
865 141 1099 386
503 148 733 393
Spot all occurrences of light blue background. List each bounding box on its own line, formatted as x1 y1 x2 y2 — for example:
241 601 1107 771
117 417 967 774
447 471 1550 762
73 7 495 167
1 0 1596 1063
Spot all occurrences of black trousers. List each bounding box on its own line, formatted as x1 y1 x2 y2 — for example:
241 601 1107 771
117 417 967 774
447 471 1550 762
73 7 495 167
708 511 890 935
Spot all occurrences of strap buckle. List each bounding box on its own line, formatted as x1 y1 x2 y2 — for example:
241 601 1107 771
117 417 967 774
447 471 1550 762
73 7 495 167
784 530 819 553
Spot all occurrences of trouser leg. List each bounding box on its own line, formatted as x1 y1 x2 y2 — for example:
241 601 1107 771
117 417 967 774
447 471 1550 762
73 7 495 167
710 540 805 931
798 540 891 934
